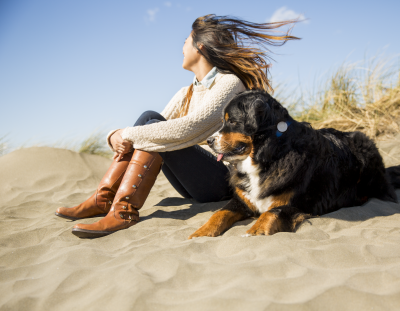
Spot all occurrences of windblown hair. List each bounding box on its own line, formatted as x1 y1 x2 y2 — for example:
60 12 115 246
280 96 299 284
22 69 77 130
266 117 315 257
178 14 300 117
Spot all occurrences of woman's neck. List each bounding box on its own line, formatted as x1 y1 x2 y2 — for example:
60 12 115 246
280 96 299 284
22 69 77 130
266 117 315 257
191 61 214 82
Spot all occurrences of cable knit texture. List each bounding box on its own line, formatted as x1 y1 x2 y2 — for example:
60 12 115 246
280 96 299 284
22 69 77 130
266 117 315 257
110 72 246 152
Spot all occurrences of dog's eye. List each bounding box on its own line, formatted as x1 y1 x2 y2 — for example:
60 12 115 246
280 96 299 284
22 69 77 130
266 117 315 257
228 119 236 125
234 145 245 153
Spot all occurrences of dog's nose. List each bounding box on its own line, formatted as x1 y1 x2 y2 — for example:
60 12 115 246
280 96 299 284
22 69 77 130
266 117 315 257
207 137 215 146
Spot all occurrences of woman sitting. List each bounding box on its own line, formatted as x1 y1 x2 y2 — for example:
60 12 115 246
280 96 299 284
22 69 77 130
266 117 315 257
55 14 299 238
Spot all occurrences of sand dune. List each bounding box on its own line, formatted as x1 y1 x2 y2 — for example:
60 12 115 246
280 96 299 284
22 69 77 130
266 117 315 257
1 146 400 311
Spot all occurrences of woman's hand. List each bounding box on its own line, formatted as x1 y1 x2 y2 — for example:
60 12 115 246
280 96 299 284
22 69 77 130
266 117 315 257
110 130 133 161
113 152 124 162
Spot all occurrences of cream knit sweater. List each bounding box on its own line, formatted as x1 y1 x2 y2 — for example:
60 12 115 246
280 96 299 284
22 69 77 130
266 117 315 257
107 71 246 153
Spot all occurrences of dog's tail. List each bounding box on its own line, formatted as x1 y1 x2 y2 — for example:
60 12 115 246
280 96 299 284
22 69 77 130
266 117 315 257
386 165 400 189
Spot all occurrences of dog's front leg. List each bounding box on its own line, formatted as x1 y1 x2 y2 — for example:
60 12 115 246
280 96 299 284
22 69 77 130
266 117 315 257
245 205 310 236
188 197 248 239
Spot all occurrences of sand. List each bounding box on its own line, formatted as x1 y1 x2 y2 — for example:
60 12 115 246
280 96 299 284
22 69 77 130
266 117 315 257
1 146 400 311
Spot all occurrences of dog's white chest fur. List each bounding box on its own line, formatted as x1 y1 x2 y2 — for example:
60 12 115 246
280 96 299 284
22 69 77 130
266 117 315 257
236 156 273 214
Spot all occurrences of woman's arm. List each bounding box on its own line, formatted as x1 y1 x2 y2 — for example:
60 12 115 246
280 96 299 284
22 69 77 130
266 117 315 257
106 86 188 151
121 74 246 152
160 86 189 120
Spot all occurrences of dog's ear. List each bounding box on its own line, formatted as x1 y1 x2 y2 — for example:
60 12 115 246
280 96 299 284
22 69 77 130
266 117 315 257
244 98 269 135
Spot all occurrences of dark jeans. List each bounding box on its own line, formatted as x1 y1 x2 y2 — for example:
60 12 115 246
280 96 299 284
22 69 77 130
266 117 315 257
133 111 233 203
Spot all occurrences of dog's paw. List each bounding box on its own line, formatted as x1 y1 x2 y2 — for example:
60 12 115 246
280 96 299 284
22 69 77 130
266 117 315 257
245 212 282 236
245 226 275 236
188 227 219 239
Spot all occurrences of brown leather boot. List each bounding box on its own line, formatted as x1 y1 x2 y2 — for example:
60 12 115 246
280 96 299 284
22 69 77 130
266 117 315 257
71 150 163 238
55 152 134 220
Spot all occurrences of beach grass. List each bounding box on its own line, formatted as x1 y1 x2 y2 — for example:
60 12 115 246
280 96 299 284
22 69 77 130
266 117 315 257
280 56 400 140
45 130 114 158
0 135 8 156
77 132 114 158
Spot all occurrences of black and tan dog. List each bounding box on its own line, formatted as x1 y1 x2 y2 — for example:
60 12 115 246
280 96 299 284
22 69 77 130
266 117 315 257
189 90 400 239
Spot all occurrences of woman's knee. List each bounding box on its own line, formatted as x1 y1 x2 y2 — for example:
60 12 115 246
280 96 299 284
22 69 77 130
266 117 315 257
139 110 158 118
134 111 165 126
146 119 161 125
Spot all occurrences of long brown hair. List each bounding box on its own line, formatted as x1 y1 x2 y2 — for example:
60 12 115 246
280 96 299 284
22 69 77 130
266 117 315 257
178 14 300 118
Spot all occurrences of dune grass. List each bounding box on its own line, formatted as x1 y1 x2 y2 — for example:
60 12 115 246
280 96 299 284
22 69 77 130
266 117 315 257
77 132 114 158
281 56 400 140
0 135 8 157
44 130 114 158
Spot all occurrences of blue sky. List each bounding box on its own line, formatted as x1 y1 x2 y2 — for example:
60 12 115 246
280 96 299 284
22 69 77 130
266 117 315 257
1 0 399 148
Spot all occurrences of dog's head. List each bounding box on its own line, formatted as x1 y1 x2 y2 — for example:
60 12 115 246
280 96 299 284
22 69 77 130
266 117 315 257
208 90 290 162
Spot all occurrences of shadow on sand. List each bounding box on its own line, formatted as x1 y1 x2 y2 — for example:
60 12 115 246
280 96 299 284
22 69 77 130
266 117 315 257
143 189 400 225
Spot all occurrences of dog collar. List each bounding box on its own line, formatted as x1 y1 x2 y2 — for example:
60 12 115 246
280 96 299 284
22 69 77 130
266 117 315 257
276 120 292 137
